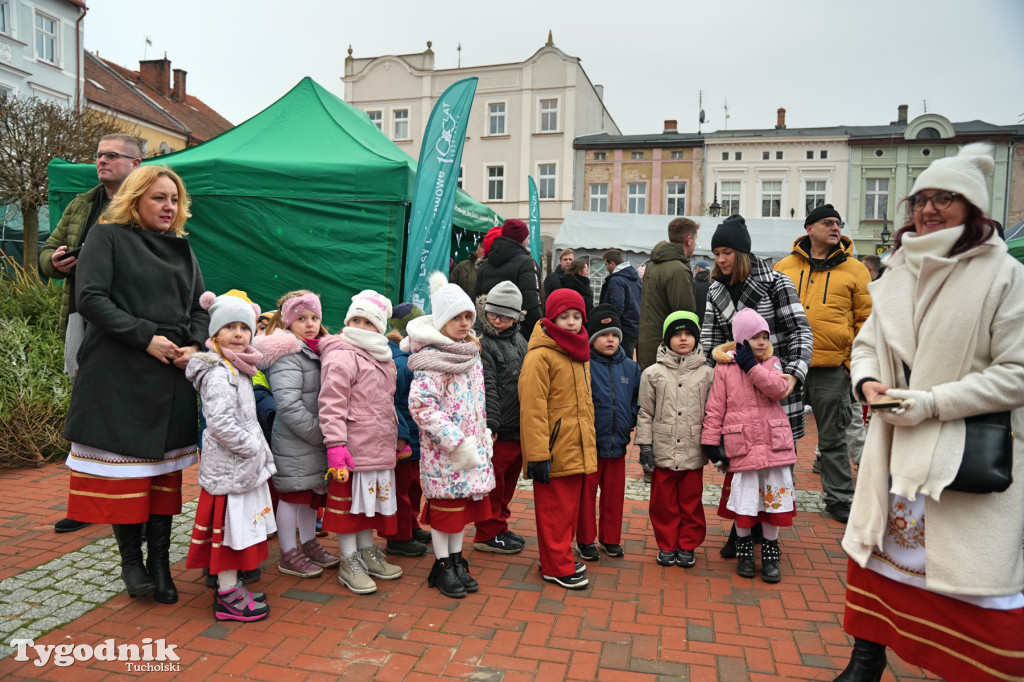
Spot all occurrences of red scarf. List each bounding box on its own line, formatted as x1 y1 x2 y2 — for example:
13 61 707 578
302 336 321 355
542 319 590 362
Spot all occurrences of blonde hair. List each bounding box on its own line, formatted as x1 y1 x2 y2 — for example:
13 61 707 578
711 251 752 286
103 166 192 236
264 290 329 338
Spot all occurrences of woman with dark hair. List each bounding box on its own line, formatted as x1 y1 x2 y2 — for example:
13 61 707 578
834 143 1024 681
699 214 813 561
559 258 594 313
62 166 208 604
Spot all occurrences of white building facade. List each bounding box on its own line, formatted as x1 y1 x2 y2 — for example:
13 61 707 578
0 0 84 105
342 37 620 256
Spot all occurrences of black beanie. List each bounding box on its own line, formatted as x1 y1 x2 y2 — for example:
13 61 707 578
710 214 751 253
804 203 842 226
663 310 701 348
586 304 622 344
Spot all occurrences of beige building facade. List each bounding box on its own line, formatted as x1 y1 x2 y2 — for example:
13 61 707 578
342 36 620 256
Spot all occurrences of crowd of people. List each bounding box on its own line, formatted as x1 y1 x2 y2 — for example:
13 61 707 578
40 135 1023 680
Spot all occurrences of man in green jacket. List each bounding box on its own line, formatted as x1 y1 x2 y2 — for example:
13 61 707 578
39 133 141 534
637 217 699 370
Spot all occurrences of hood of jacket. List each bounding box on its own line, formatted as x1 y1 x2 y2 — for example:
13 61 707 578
252 328 306 368
400 314 480 353
185 351 224 385
650 240 691 266
474 294 520 339
526 320 566 356
607 263 641 285
695 269 710 283
788 234 854 269
655 343 709 370
711 340 776 364
590 346 628 366
485 236 529 268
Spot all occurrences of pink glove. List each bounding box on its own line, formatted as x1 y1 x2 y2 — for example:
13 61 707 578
326 445 353 482
396 445 412 460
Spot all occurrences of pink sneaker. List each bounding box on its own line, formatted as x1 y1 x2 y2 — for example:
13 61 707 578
302 539 341 568
279 547 323 578
214 585 269 622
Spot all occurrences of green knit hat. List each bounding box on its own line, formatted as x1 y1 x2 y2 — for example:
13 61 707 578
663 310 701 347
389 302 424 335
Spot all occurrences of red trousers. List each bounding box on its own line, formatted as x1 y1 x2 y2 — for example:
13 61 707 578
381 458 423 541
576 457 626 546
474 440 522 542
534 474 583 577
649 467 706 552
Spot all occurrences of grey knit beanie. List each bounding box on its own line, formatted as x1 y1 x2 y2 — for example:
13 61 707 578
484 281 524 320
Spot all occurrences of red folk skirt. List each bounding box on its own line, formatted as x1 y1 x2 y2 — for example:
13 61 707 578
844 559 1024 681
277 488 327 508
716 471 796 528
321 477 397 535
421 496 490 534
185 490 268 574
67 471 183 524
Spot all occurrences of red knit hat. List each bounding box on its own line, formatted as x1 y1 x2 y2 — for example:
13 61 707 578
545 288 587 324
482 225 503 256
501 218 529 243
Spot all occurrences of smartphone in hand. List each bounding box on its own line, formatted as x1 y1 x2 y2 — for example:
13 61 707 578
869 396 904 412
62 247 82 259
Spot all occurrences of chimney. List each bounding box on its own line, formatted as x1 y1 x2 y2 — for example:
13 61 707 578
172 68 187 102
663 119 678 134
594 84 604 100
775 107 786 129
897 104 908 125
139 58 171 96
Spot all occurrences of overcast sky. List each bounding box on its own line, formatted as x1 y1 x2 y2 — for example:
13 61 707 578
83 0 1024 134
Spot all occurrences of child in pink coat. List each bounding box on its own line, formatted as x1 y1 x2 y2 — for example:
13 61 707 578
701 308 796 583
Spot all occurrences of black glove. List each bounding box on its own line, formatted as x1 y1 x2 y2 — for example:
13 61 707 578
702 443 729 470
639 444 655 471
734 340 757 373
527 460 550 484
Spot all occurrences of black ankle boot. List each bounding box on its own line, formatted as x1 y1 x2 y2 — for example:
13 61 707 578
720 524 738 558
450 552 478 593
145 515 178 604
735 535 756 578
834 638 886 682
427 557 466 598
112 523 155 597
761 539 781 583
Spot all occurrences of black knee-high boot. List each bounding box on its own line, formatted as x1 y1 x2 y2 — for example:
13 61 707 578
112 523 155 597
834 638 886 682
145 515 178 604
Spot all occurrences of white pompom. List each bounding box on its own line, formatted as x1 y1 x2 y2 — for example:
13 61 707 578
429 271 449 294
958 142 995 176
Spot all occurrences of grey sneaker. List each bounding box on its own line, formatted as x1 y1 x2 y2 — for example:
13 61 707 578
358 545 403 580
338 552 377 594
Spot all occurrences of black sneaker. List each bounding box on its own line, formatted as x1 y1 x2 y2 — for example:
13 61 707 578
575 561 587 574
577 543 600 561
54 518 89 533
826 503 851 524
656 550 677 566
502 529 526 545
412 528 433 544
386 539 428 557
473 535 523 554
812 457 821 475
600 543 624 557
542 571 589 590
676 549 696 568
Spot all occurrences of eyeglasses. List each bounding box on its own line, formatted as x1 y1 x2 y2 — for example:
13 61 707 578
93 151 138 162
911 191 960 211
486 312 515 323
821 219 844 228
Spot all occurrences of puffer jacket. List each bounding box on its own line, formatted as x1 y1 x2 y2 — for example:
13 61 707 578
773 235 872 368
405 317 495 499
638 240 696 369
559 272 595 313
636 344 714 470
590 346 642 458
475 236 543 339
187 352 276 496
390 339 421 460
253 329 327 494
475 296 528 440
518 321 598 478
599 263 642 339
701 342 797 471
318 334 398 472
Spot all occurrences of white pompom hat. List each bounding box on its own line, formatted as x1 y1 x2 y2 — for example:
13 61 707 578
910 142 994 214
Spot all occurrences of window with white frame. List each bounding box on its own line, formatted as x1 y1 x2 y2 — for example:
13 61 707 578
487 102 506 135
721 181 740 215
735 152 743 161
487 166 504 201
762 151 770 161
670 150 685 159
805 181 826 216
761 181 782 217
820 150 828 159
627 182 647 214
393 109 409 140
1 0 10 35
631 151 644 160
538 164 556 199
593 151 607 161
589 183 608 212
666 182 687 216
367 111 382 131
776 151 783 160
864 178 889 220
539 98 558 132
35 11 58 64
721 152 729 161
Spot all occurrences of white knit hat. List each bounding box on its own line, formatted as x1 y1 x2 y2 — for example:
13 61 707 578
345 290 393 334
910 142 994 214
200 289 260 338
429 271 475 330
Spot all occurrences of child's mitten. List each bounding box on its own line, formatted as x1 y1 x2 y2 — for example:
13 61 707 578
526 460 550 484
326 445 353 482
638 444 655 471
734 340 758 373
702 443 729 471
451 437 484 471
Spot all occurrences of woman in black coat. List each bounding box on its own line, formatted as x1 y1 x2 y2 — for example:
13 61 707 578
559 259 594 313
62 165 208 604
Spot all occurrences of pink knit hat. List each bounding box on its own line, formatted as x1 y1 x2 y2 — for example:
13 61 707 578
731 308 769 344
281 293 322 328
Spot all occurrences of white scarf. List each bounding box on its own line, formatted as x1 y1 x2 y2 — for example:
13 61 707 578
340 326 392 362
901 225 965 278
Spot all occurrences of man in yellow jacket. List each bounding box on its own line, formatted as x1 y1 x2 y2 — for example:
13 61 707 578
774 205 871 523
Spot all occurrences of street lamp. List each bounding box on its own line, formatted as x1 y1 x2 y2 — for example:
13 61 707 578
708 183 722 218
880 212 891 246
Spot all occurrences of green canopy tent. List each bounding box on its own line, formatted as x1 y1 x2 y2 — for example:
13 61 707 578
1009 238 1024 264
46 77 499 326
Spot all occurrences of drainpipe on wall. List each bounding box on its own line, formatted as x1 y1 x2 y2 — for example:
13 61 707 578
74 6 87 111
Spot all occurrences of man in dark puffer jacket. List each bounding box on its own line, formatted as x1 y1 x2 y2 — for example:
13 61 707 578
475 219 543 340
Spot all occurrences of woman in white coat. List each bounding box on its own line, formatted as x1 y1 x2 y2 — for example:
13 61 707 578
835 143 1024 681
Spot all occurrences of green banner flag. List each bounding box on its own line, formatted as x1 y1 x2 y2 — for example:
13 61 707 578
404 77 478 311
527 176 541 261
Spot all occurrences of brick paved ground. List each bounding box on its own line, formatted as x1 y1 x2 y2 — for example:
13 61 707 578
0 417 942 680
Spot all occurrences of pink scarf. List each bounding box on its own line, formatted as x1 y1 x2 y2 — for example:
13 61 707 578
207 339 262 378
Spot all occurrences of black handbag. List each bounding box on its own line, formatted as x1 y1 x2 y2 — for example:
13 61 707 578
947 412 1014 494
